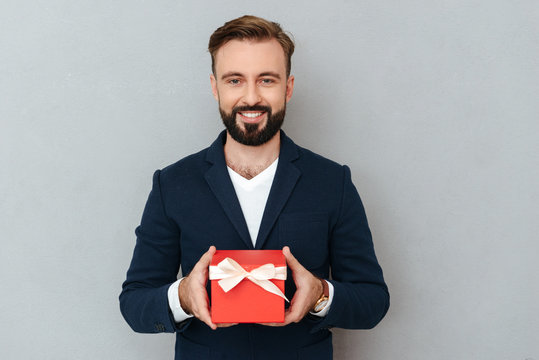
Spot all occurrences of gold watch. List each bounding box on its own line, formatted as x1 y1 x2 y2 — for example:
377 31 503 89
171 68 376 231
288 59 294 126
311 279 329 313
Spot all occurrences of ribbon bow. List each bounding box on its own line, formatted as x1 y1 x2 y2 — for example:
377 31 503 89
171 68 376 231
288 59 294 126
209 257 289 302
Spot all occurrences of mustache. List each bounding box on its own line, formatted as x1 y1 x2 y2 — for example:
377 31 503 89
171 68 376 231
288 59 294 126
232 105 271 115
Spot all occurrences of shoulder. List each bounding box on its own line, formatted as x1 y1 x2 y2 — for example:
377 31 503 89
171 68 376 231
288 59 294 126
296 145 343 170
281 131 344 172
282 137 353 195
155 146 210 187
157 131 226 182
292 142 348 181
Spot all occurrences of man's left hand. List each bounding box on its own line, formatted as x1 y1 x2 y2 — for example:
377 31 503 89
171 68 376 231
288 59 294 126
262 246 324 326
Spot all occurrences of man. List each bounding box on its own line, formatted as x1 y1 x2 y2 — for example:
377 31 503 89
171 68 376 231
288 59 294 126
120 15 389 359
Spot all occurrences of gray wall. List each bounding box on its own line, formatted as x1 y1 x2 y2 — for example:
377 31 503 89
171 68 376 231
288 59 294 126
1 1 537 359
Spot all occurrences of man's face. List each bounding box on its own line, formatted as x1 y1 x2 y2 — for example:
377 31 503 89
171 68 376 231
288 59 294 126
210 39 294 146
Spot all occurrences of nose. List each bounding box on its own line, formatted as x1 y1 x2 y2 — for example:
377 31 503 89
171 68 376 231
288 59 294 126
241 82 261 106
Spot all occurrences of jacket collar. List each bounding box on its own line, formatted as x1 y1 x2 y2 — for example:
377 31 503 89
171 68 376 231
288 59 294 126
204 130 301 249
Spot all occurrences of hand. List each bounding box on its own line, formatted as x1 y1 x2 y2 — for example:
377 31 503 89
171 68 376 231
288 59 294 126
262 246 324 326
179 246 237 330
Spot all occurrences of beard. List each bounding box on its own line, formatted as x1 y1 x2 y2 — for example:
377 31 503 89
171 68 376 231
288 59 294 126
220 104 286 146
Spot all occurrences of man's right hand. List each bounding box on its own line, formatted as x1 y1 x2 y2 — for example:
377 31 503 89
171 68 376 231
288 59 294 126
179 246 218 330
178 246 238 330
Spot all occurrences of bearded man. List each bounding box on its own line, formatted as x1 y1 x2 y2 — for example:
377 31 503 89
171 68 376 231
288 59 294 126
120 15 389 360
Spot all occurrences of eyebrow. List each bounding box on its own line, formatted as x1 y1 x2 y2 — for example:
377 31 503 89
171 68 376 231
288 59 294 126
220 71 282 80
220 72 243 80
259 72 281 79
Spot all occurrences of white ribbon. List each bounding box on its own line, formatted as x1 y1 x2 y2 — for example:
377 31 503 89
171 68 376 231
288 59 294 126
209 257 289 302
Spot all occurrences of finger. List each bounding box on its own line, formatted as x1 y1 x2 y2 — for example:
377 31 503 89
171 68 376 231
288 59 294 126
186 282 216 330
284 305 306 325
283 293 309 324
216 323 238 328
194 295 217 330
193 245 217 273
198 310 217 330
282 246 303 272
201 245 217 265
257 322 286 327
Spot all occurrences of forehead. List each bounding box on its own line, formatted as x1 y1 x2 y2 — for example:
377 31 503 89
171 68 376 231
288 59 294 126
214 39 287 77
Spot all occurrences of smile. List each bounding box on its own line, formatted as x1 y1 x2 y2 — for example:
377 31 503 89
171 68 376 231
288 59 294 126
240 112 263 118
238 111 266 123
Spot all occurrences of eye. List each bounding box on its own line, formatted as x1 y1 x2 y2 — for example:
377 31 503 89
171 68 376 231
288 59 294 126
260 78 274 85
228 79 241 85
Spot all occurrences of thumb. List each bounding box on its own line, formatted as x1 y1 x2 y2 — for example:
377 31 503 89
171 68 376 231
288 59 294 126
202 245 217 265
194 245 216 271
282 246 303 271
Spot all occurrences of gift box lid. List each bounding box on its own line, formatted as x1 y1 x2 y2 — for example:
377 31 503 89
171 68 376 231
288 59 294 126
210 250 285 269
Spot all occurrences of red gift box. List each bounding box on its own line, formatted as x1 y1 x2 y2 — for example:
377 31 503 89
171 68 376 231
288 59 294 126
210 250 287 323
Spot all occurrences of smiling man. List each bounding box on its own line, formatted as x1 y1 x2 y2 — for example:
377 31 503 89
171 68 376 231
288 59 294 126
212 37 293 178
120 15 389 360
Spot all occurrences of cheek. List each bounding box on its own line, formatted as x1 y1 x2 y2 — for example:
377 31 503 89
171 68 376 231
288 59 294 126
219 89 245 106
217 91 238 109
263 88 287 107
268 95 287 110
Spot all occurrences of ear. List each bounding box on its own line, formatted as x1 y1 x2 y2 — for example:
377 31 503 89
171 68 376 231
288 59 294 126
285 75 295 103
210 74 219 101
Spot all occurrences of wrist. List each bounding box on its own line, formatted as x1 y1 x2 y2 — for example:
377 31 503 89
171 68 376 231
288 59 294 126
311 278 330 313
178 277 192 315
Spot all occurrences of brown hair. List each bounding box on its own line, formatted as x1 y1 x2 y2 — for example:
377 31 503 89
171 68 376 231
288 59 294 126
208 15 295 77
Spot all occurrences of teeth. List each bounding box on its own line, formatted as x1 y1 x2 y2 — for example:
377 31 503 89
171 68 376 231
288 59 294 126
241 112 262 118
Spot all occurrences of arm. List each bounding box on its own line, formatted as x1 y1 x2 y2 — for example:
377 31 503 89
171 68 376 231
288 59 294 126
119 170 187 333
266 166 388 329
315 165 390 331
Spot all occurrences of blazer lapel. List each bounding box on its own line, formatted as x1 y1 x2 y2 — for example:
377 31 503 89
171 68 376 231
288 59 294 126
204 132 253 249
255 132 301 249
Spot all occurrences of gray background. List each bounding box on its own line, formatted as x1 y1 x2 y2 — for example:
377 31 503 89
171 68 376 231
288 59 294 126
1 1 538 359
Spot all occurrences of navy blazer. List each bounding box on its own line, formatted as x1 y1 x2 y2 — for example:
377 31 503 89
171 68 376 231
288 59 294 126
120 131 389 359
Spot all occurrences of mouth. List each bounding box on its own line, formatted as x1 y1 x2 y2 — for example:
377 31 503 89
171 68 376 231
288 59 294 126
237 111 267 123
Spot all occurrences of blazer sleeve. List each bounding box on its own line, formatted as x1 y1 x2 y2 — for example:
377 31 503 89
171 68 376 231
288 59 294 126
119 170 191 333
311 165 390 332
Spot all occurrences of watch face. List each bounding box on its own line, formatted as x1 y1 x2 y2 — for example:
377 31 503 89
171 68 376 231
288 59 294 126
314 299 329 313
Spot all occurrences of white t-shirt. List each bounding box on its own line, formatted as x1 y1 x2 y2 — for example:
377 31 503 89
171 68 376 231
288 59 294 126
227 158 279 246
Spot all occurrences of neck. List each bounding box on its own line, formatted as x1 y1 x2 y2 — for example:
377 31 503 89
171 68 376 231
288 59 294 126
224 132 280 179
